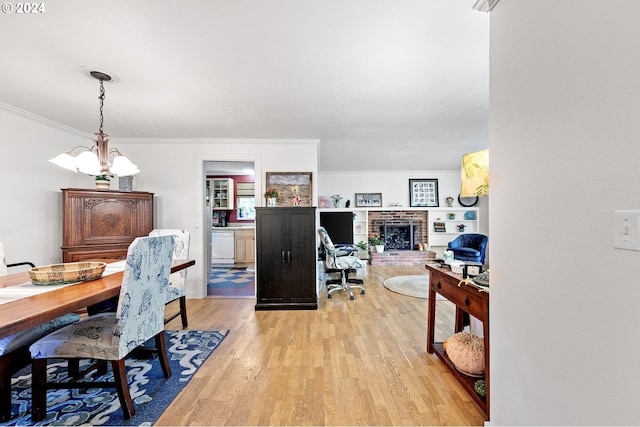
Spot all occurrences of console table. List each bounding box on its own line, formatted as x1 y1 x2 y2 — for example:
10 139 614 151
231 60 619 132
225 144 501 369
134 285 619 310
425 263 489 419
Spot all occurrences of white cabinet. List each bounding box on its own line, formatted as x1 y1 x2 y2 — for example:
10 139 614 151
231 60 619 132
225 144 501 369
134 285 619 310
352 210 368 246
427 208 479 251
211 178 234 210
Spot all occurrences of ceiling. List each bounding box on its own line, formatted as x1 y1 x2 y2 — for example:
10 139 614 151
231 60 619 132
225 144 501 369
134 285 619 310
0 0 489 172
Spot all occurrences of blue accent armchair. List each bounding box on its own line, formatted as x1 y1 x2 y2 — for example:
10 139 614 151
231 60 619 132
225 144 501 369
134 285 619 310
447 233 488 264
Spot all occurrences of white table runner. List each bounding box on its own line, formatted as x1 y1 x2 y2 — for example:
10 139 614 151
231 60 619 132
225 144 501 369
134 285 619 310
0 261 127 306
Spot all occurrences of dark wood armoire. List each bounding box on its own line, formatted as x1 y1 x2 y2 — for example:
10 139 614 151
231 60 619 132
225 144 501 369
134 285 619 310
61 188 154 262
255 207 317 310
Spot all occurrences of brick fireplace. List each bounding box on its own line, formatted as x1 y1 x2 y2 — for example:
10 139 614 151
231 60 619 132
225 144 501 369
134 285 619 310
367 210 434 266
368 210 428 247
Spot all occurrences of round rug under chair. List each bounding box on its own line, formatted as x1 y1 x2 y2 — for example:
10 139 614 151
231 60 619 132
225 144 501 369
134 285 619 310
383 274 430 298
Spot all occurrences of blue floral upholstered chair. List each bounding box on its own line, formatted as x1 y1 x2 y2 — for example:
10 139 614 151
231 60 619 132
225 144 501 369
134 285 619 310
29 235 174 421
0 241 81 422
317 227 365 300
149 229 190 327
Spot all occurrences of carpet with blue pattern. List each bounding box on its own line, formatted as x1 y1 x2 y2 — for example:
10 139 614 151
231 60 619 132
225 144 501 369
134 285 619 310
207 268 254 297
3 329 228 426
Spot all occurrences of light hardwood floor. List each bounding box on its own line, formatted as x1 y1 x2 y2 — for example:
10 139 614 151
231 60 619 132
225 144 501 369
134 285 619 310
158 264 486 426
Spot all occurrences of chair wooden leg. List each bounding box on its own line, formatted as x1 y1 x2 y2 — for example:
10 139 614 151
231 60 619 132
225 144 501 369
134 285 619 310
1 347 32 422
111 359 135 419
0 369 11 422
155 332 172 379
96 360 108 376
68 359 80 377
31 359 47 422
179 296 188 328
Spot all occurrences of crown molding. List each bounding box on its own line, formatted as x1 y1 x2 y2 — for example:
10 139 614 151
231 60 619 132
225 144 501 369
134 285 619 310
0 101 92 138
112 137 321 145
472 0 500 12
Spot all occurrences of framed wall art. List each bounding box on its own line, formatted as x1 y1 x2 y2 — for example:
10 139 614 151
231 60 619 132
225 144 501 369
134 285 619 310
355 192 382 207
265 172 312 207
409 178 439 207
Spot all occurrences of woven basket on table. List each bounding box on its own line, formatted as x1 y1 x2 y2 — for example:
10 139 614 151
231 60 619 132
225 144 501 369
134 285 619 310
28 262 107 285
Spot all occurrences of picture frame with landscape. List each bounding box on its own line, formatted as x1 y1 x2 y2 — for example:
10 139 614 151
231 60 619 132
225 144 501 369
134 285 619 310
355 192 382 207
265 172 312 207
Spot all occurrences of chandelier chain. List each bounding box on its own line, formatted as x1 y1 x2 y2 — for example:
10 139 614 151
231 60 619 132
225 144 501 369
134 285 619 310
98 79 105 134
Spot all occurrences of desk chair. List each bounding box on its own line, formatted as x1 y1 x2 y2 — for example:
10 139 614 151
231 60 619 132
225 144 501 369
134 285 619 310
0 242 80 422
317 227 365 300
29 235 174 421
149 229 190 327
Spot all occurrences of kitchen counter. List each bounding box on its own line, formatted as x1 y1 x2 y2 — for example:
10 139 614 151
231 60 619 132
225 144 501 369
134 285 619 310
213 225 255 230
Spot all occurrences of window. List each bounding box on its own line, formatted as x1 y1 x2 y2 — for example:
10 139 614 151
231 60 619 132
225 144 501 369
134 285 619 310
236 196 255 220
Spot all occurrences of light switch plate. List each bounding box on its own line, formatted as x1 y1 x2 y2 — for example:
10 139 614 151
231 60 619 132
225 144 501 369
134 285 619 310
614 210 640 251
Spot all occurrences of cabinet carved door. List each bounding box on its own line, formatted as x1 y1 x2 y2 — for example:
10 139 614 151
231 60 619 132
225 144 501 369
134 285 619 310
61 189 154 262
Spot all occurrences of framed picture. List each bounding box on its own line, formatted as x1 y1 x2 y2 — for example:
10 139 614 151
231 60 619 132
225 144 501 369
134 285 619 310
318 196 330 208
433 222 446 233
355 192 382 207
409 178 439 207
265 172 312 207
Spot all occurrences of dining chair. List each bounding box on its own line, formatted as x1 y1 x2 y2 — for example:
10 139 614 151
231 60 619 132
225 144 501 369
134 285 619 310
29 235 175 421
0 241 81 422
149 229 190 327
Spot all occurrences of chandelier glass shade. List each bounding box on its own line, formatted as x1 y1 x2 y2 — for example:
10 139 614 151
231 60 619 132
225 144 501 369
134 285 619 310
49 71 140 177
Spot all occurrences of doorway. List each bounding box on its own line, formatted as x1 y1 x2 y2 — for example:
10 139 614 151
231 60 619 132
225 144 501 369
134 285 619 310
204 160 256 298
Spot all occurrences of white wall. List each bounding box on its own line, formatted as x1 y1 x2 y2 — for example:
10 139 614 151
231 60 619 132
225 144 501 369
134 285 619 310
490 1 640 424
0 105 91 265
117 138 319 298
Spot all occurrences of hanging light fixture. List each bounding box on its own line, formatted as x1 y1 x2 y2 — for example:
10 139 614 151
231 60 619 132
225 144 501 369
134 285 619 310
49 71 140 177
460 149 489 197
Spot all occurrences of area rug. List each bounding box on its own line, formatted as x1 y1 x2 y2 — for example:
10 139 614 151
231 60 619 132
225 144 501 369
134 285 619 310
208 268 254 288
3 329 228 426
208 268 255 297
383 274 430 298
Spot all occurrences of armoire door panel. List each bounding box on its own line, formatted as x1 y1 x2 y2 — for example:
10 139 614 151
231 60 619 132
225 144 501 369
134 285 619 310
83 199 138 244
61 189 154 262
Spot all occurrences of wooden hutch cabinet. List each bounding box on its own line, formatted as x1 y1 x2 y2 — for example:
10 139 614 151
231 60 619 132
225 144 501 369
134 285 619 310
255 207 317 310
61 188 154 262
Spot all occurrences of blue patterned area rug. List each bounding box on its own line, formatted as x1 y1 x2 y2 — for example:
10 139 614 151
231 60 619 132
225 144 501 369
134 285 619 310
208 268 255 297
208 268 254 288
3 329 228 426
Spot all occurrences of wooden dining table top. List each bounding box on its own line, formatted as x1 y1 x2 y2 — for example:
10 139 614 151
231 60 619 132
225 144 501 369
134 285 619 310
0 259 195 338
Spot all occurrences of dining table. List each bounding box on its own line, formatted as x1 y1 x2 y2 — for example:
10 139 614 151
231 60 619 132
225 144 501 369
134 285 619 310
0 259 195 339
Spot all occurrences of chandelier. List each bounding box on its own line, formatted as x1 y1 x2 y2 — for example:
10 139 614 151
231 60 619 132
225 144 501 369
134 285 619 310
49 71 140 177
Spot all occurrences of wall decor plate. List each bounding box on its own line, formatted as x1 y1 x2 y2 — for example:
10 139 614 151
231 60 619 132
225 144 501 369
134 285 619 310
464 211 477 220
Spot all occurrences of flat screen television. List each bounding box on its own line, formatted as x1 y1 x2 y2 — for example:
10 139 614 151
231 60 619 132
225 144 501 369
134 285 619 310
320 212 354 245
